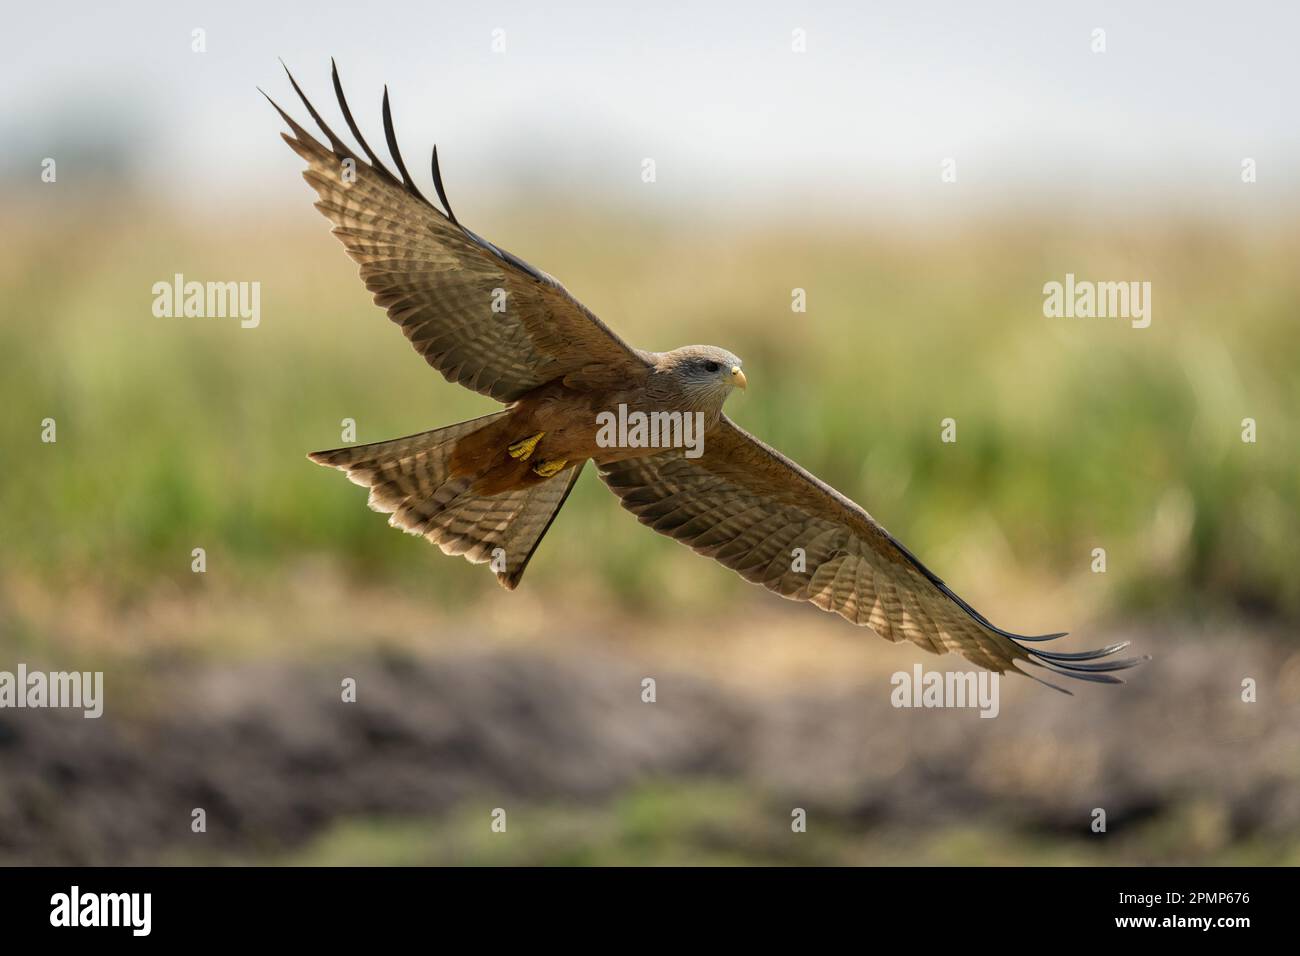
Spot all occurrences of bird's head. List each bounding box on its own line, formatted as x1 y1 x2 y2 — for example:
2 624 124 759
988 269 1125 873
657 345 747 410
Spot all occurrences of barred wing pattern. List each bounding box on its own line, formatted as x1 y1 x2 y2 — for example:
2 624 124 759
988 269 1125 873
598 417 1144 691
308 412 585 589
265 61 648 403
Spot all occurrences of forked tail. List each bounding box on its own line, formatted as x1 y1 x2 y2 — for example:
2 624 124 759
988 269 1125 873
308 411 582 588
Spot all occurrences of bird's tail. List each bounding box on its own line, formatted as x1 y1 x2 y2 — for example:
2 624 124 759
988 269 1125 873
308 411 583 589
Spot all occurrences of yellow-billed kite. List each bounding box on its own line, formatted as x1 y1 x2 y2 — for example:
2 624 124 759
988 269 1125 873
265 62 1144 692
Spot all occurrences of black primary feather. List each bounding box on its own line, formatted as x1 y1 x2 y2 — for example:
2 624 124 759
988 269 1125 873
430 144 459 225
280 60 352 158
882 527 1147 684
381 85 430 205
268 60 554 284
329 58 403 189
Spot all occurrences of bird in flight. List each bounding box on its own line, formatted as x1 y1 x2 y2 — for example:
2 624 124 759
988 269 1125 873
265 62 1143 693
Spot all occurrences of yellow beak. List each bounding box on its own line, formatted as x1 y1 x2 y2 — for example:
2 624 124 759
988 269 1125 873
731 366 747 390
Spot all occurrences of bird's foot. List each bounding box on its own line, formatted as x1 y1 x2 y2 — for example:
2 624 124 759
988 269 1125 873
507 432 545 461
532 458 568 478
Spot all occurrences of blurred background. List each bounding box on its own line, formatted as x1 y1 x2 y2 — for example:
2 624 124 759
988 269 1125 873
1 1 1298 864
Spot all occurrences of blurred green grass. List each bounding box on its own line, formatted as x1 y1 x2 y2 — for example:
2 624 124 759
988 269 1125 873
2 202 1296 622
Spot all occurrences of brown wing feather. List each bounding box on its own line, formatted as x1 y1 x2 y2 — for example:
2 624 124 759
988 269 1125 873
265 65 649 402
309 414 583 590
598 416 1145 690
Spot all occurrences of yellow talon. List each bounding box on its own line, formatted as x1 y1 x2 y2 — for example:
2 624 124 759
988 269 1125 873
508 432 545 460
532 458 568 478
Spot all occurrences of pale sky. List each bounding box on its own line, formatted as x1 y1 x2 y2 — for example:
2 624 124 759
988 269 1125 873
2 0 1296 217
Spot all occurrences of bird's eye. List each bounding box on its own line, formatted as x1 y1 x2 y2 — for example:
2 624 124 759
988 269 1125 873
704 361 720 373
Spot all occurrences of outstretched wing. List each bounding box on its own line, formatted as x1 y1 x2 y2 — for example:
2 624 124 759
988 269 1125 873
598 417 1145 691
265 61 650 402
